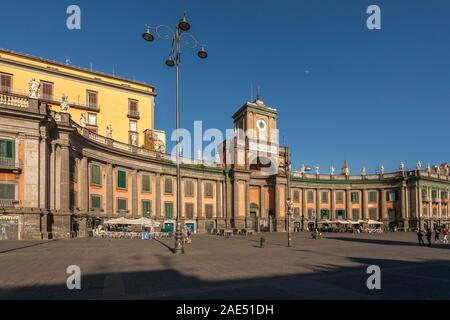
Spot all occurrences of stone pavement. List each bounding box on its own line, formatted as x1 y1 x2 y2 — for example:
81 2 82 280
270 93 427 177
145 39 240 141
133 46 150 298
1 232 449 299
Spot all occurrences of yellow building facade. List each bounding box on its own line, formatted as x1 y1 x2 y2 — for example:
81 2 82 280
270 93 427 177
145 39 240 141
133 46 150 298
0 49 157 146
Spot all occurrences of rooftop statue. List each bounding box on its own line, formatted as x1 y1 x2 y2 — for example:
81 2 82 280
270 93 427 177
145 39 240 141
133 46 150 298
28 78 41 99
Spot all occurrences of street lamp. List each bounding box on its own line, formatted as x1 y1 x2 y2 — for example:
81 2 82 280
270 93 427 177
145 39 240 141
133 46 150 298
285 151 292 247
142 13 207 254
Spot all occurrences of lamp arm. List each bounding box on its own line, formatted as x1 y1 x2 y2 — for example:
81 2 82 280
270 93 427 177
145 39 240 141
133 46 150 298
179 32 205 49
146 24 176 41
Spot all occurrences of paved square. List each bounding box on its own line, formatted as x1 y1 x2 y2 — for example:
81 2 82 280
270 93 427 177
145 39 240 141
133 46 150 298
1 232 449 299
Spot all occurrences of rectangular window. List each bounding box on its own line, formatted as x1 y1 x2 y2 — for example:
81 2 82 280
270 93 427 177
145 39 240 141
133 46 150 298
141 174 151 192
352 209 359 220
128 99 139 117
91 195 101 209
142 200 151 217
117 170 127 189
293 190 300 203
185 203 194 219
307 208 315 220
88 113 97 126
336 209 346 220
320 209 329 219
351 192 359 203
129 120 137 132
165 202 173 219
441 191 447 200
307 191 314 203
204 182 213 198
41 81 53 100
431 190 437 199
369 208 378 220
321 191 328 203
205 204 214 219
91 164 101 185
87 90 98 108
0 139 14 159
369 191 377 203
336 191 344 204
185 180 194 197
0 73 12 92
0 183 15 199
117 198 127 211
387 191 398 202
388 208 396 220
164 177 173 194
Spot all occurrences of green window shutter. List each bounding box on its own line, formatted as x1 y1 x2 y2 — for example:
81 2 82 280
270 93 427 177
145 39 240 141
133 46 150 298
91 165 101 185
0 184 15 199
142 175 150 192
142 200 151 217
165 202 173 218
369 191 376 203
165 178 172 194
118 198 127 210
0 140 14 159
91 196 101 208
117 170 127 188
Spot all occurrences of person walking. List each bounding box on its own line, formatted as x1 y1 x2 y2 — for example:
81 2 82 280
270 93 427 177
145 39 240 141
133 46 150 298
443 227 449 244
434 227 441 242
426 228 432 247
417 229 425 246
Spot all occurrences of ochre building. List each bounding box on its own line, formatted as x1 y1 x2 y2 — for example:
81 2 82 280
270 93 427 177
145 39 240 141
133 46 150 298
0 49 449 240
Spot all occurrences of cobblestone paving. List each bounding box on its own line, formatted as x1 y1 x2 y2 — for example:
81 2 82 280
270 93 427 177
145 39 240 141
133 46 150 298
1 232 449 299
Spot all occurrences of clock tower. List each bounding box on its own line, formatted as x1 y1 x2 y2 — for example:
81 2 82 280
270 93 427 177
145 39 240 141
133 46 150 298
231 94 280 175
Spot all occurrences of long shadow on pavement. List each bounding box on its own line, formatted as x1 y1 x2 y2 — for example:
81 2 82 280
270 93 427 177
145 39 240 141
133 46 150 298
2 256 450 300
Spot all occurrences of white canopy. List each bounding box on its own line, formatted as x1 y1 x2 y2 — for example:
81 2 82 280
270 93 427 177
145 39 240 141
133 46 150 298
347 220 361 225
366 219 383 225
104 217 160 227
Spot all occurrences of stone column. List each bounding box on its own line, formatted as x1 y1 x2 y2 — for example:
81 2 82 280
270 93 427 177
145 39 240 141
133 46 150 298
245 181 250 228
106 164 113 216
346 189 351 220
233 178 239 228
380 189 387 221
80 157 89 213
39 130 49 209
59 145 70 212
362 189 367 220
316 188 320 222
131 169 138 218
155 173 161 219
260 185 265 219
216 180 222 218
197 179 204 233
330 190 335 220
302 188 307 222
49 143 56 210
226 178 232 228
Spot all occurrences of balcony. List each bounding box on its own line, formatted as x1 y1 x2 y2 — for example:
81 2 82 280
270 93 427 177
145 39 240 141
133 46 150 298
432 198 442 204
127 110 140 119
423 196 431 202
0 157 20 172
0 199 21 210
443 198 449 205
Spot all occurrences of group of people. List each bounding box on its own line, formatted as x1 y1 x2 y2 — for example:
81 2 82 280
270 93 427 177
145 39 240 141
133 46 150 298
417 226 449 246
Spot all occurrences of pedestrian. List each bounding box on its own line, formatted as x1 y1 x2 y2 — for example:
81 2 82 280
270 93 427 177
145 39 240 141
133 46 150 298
443 227 449 244
186 227 192 244
435 227 441 242
417 229 425 246
426 228 432 247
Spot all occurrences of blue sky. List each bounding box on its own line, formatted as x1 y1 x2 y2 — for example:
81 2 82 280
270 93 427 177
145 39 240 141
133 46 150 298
1 0 449 173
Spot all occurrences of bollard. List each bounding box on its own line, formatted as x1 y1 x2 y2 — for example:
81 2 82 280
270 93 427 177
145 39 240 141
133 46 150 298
260 236 265 248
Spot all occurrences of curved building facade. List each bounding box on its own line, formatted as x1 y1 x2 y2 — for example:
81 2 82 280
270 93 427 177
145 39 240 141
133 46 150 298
0 49 449 240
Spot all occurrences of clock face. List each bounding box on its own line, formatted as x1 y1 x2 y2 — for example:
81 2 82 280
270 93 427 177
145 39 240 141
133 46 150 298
257 119 267 131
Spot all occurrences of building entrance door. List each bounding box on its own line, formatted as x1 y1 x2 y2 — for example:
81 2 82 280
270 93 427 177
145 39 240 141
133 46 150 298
250 212 257 230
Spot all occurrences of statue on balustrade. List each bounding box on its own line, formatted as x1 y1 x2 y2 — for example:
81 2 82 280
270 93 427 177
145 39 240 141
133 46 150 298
60 94 69 113
28 78 41 99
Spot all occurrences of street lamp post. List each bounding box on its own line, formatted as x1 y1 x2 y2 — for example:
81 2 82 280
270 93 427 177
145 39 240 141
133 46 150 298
285 151 292 247
142 13 207 254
